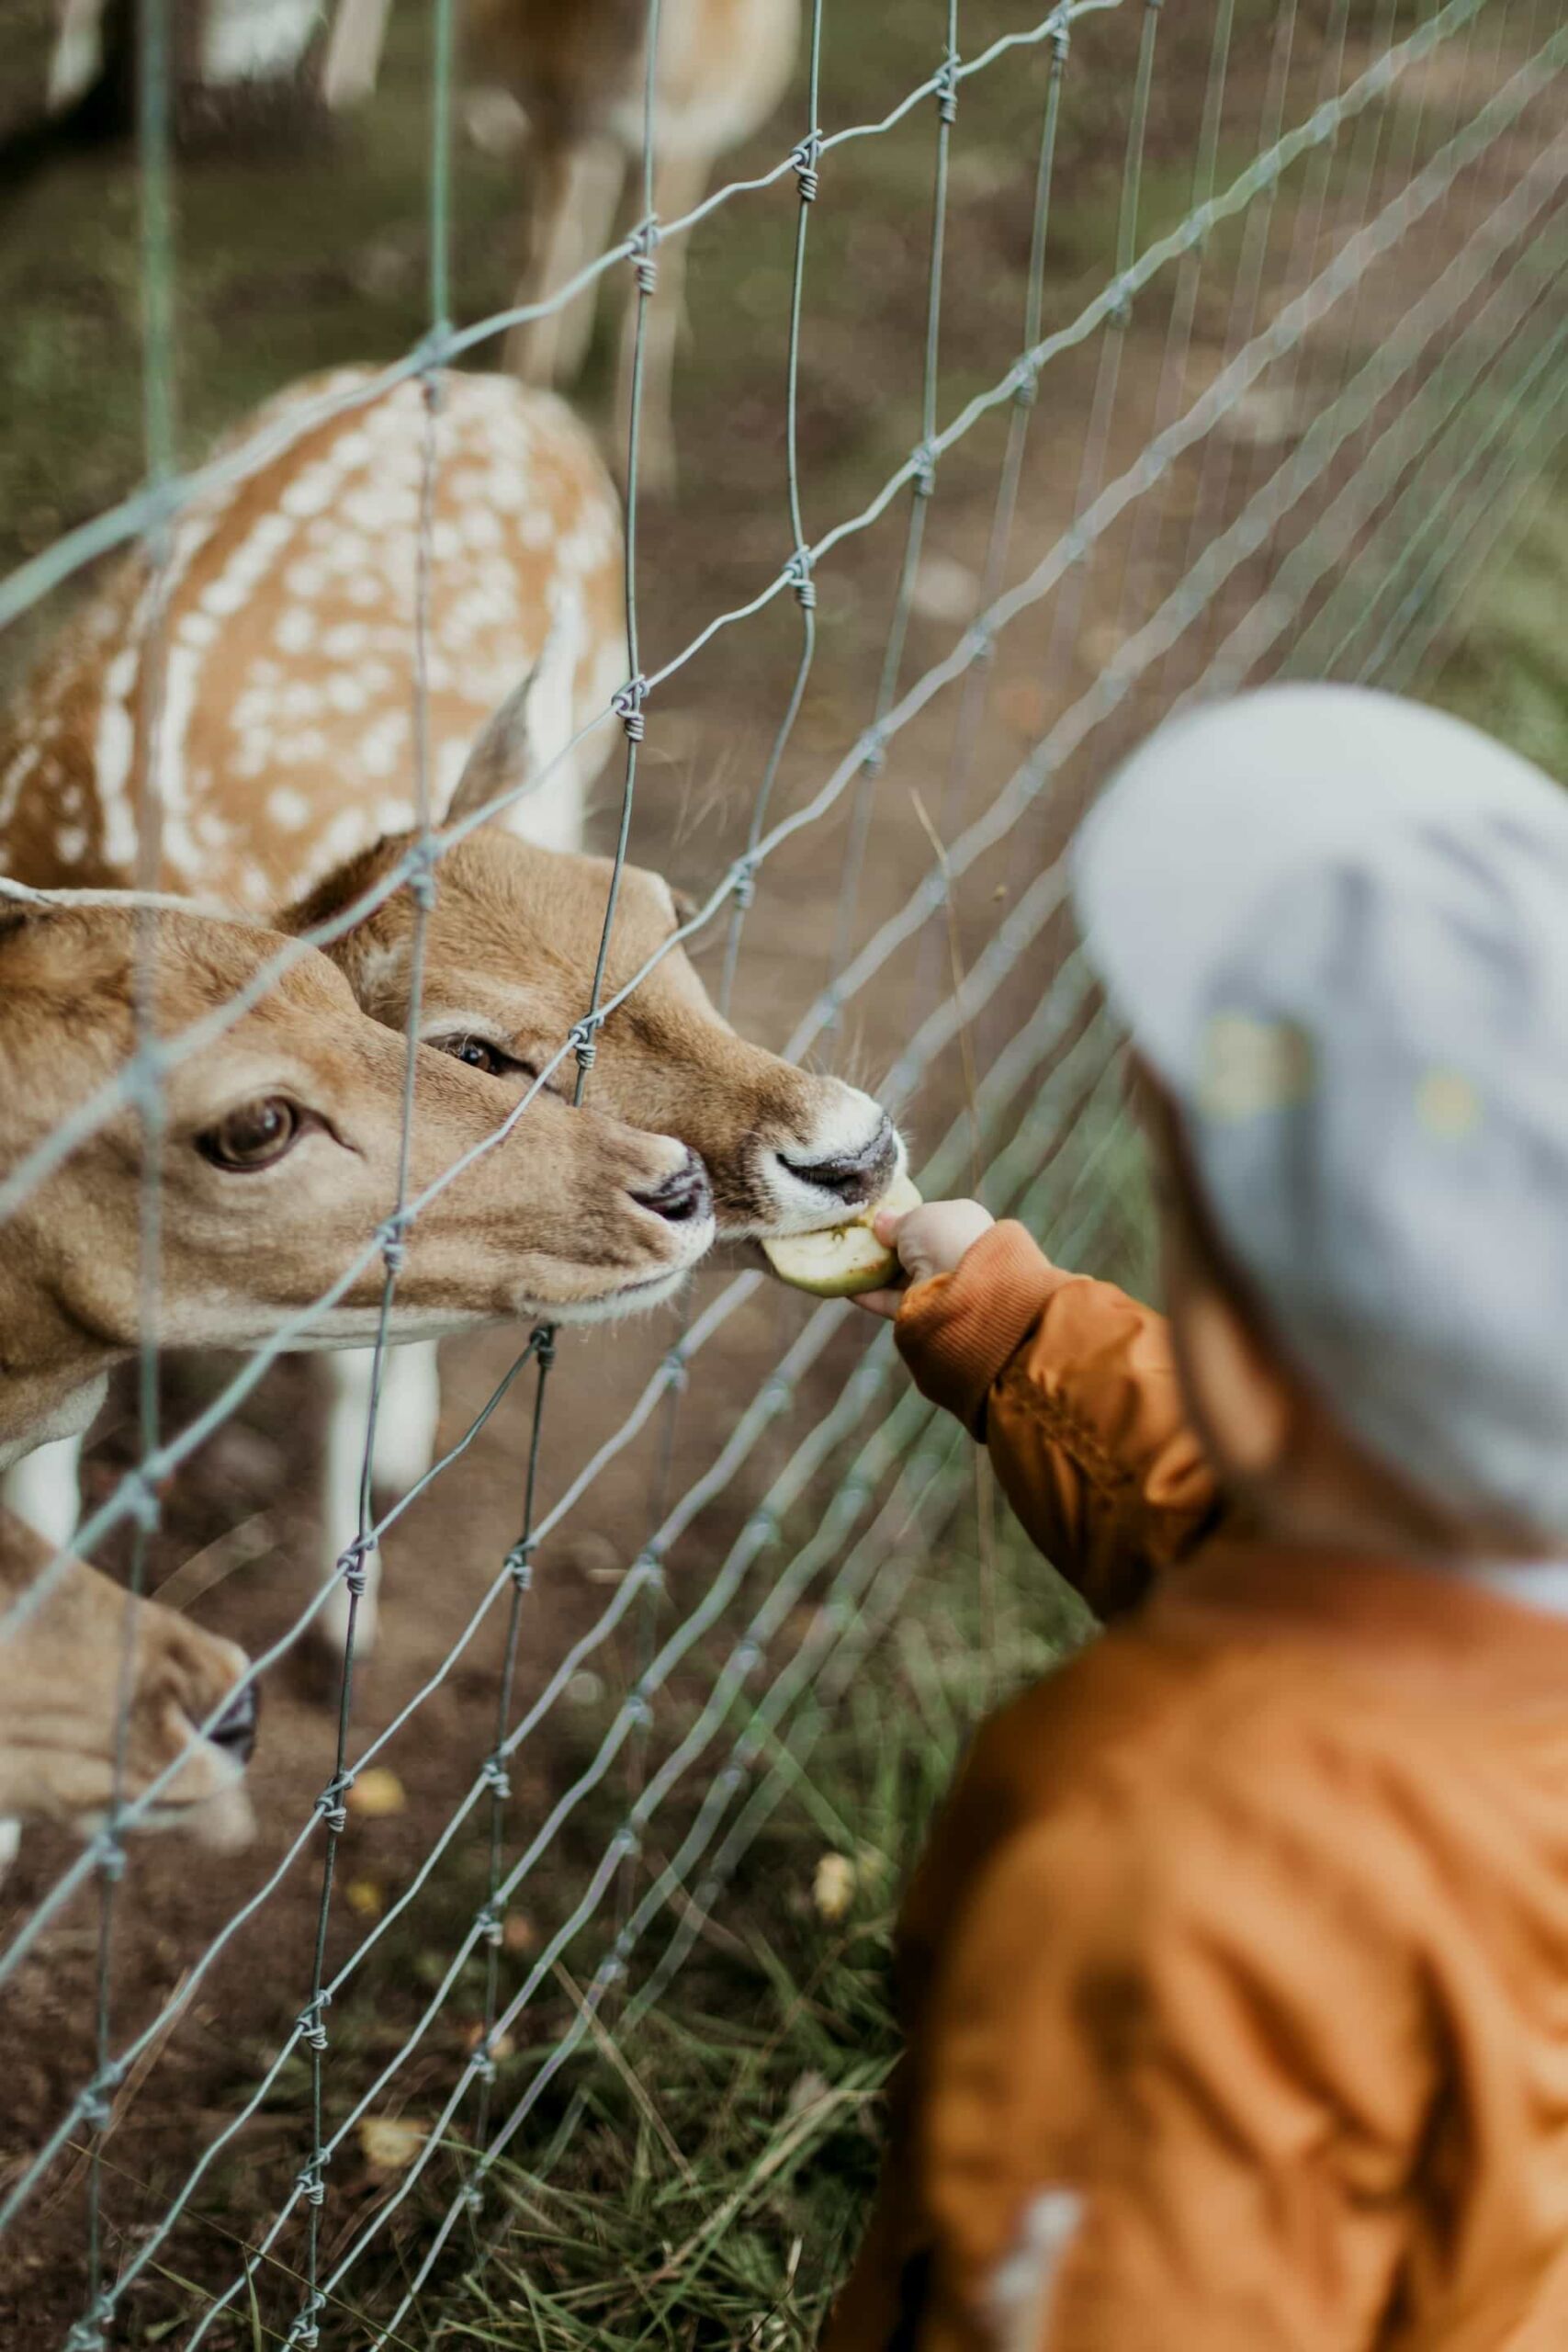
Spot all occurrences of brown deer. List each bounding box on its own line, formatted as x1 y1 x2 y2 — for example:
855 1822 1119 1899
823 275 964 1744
0 367 898 1655
0 886 716 1645
0 1507 258 1882
321 0 802 492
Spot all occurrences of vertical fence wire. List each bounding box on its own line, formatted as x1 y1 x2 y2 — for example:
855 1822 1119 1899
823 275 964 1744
0 3 1562 2341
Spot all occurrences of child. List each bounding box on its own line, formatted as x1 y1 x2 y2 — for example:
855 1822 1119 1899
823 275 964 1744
823 685 1568 2351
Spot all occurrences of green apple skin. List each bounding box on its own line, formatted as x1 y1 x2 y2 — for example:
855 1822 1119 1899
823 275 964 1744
761 1175 922 1297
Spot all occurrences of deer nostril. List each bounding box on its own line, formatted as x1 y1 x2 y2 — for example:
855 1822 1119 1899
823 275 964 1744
208 1680 260 1766
784 1115 897 1202
632 1147 712 1227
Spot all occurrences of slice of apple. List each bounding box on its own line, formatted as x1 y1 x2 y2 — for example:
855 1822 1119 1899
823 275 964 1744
761 1173 923 1298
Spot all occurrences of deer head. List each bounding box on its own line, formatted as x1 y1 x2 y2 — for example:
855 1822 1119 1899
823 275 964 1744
287 679 903 1248
0 1508 257 1853
0 891 715 1464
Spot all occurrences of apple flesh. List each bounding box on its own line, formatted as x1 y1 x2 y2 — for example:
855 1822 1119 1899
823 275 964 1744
761 1174 923 1298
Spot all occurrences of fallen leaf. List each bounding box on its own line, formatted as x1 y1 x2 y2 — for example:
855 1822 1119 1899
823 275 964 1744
346 1768 406 1821
358 2115 426 2173
813 1854 856 1923
502 1914 538 1957
344 1878 383 1919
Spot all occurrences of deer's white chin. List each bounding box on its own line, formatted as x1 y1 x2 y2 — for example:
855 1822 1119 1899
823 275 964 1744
549 1265 694 1326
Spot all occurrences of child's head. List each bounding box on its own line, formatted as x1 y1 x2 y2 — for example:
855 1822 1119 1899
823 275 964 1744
1075 687 1568 1560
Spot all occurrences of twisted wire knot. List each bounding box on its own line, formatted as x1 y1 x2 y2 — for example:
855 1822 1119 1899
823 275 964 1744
733 1639 761 1677
613 673 649 741
298 1996 331 2053
295 2160 327 2209
96 1838 127 1885
626 1690 653 1730
481 1758 512 1802
125 1471 162 1535
661 1346 690 1392
405 838 438 912
80 2061 123 2132
534 1323 558 1372
64 2303 113 2352
629 218 660 296
469 2047 497 2085
912 442 938 499
476 1899 505 1948
936 55 960 124
730 857 758 910
785 548 817 609
338 1533 373 1596
632 1548 665 1598
861 724 887 777
287 2291 327 2349
569 1019 599 1073
792 132 822 202
316 1775 351 1835
378 1215 410 1275
504 1535 536 1589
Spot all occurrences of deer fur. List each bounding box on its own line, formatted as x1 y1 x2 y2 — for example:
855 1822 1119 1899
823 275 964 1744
0 1506 257 1876
321 0 801 493
0 365 894 1657
0 892 712 1490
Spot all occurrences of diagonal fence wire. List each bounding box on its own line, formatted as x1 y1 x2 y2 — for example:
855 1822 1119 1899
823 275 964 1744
0 2 1563 2342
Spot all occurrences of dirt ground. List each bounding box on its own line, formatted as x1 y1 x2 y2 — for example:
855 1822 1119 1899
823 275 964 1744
0 3 1562 2342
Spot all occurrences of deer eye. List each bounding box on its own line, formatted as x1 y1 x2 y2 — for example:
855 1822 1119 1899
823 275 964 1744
197 1097 303 1171
433 1034 538 1081
443 1035 509 1077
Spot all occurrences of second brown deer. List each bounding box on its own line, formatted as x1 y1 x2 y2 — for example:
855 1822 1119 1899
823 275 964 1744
0 367 899 1657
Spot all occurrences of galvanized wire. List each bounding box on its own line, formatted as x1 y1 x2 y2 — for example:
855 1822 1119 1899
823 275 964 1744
0 4 1562 2341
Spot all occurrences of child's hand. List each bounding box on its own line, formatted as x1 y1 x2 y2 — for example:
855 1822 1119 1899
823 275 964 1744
853 1199 995 1320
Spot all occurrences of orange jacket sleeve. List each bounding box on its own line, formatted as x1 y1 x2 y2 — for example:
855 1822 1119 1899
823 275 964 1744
893 1222 1222 1618
895 1709 1432 2352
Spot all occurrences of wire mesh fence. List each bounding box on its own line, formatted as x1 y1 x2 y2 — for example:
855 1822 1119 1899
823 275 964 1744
0 0 1564 2341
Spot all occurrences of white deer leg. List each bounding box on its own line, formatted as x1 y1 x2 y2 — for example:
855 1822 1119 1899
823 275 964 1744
3 1433 84 1554
505 136 626 390
315 1342 442 1661
615 146 711 501
320 0 392 109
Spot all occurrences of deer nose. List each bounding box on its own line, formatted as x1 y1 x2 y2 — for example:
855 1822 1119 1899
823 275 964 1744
784 1115 897 1202
633 1147 712 1227
208 1679 260 1766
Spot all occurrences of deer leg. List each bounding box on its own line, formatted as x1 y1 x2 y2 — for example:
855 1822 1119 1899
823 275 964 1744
314 1341 442 1662
3 1434 83 1554
47 0 105 116
614 145 712 502
320 0 392 109
504 135 625 390
317 1348 384 1660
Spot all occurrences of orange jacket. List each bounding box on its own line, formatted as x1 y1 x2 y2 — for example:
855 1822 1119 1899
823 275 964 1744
823 1224 1568 2352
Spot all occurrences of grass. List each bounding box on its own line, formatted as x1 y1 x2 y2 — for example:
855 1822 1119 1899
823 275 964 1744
157 1505 1089 2351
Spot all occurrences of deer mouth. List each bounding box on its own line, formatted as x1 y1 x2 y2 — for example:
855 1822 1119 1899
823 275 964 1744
741 1104 904 1238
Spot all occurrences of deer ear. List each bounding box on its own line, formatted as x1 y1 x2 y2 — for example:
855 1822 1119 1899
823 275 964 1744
444 663 541 830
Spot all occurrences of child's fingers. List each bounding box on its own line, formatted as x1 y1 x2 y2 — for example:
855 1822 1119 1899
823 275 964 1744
851 1286 905 1319
872 1206 910 1245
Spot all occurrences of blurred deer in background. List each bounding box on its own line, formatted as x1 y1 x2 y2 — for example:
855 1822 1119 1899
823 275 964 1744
0 1507 259 1885
321 0 802 492
0 367 899 1657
